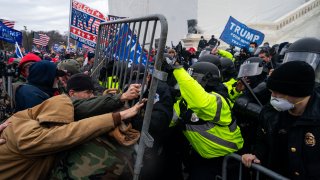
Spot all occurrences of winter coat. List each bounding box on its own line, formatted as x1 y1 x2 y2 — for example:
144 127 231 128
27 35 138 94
0 94 118 179
254 87 320 180
15 61 57 112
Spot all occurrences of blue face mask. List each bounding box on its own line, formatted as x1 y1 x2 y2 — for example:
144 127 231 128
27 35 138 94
249 47 255 53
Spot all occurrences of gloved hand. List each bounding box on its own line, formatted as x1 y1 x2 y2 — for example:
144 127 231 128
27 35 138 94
167 57 183 70
109 122 140 146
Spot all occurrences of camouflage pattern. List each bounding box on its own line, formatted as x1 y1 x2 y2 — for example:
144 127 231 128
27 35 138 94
50 136 134 180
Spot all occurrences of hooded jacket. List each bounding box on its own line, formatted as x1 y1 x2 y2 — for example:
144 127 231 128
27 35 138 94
15 61 58 111
0 94 118 179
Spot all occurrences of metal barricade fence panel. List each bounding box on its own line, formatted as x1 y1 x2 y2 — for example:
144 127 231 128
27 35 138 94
91 14 168 180
222 153 289 180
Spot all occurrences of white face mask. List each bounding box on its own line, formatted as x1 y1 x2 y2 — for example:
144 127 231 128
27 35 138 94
270 96 294 112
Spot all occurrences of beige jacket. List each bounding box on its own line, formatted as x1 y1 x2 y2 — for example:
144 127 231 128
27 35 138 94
0 94 119 180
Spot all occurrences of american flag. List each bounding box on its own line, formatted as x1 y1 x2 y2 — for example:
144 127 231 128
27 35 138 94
0 19 15 28
33 32 50 46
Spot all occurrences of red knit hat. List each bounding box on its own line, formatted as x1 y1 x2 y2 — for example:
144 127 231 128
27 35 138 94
188 47 196 54
18 53 41 68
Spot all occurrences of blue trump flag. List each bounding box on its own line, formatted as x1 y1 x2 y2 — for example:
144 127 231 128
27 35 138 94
0 21 22 45
220 16 265 49
106 23 147 67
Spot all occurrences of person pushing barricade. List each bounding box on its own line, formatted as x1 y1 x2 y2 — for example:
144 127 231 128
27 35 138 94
0 73 146 179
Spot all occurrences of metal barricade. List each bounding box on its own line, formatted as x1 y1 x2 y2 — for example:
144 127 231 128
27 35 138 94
222 153 289 180
92 14 168 180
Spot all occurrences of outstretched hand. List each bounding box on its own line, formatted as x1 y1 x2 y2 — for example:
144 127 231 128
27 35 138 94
121 84 141 101
120 98 147 120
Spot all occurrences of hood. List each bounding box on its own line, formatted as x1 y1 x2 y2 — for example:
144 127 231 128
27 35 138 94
28 61 57 88
27 94 74 124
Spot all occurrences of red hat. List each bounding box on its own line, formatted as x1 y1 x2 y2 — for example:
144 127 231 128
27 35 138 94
18 53 41 68
8 57 15 64
188 47 196 53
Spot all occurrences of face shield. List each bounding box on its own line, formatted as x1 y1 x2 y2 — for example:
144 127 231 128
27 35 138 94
283 52 320 83
237 62 263 78
199 50 211 58
188 68 205 82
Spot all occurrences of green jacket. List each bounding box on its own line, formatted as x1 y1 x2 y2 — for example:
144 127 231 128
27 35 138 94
172 68 243 159
218 49 235 62
72 94 124 120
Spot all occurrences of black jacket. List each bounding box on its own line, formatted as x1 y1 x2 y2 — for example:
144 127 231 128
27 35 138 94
255 87 320 180
208 38 218 47
198 39 208 50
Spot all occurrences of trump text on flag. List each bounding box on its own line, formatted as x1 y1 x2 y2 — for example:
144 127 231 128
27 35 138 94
220 16 265 48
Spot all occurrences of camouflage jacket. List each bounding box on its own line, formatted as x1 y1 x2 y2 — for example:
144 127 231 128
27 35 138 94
50 94 134 180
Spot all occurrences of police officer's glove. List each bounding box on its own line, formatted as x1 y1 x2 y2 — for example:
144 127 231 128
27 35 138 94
170 57 183 69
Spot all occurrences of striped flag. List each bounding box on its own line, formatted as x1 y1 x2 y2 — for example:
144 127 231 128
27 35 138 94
33 32 50 46
0 19 15 28
15 42 23 58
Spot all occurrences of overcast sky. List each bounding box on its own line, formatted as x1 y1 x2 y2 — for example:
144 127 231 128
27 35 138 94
0 0 109 34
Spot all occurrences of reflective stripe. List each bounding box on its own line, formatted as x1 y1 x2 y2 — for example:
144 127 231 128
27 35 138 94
186 123 238 150
228 120 237 132
107 76 119 89
212 94 222 122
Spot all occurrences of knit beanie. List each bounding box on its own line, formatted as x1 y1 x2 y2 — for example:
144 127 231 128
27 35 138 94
66 74 94 92
267 61 315 97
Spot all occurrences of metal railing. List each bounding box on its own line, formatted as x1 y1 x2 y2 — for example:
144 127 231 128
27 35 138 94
222 153 289 180
248 0 320 30
92 14 168 180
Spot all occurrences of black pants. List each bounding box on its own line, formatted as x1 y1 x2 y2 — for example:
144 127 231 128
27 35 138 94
187 151 240 180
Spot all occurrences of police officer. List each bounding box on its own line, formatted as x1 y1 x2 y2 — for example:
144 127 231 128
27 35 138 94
197 36 208 52
242 61 320 180
282 37 320 86
171 62 244 179
233 57 270 153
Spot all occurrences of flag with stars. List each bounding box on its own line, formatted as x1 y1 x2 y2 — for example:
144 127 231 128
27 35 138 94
70 0 108 48
106 23 147 67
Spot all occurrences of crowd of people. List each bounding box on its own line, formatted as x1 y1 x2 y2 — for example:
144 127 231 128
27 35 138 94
0 35 319 180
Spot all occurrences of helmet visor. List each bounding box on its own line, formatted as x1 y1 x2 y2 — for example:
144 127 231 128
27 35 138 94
199 50 210 58
283 52 320 70
188 68 205 83
237 63 263 78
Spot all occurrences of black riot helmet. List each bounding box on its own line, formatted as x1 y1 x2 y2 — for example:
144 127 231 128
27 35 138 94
198 54 222 69
220 57 236 82
238 57 268 89
187 62 221 89
283 37 320 83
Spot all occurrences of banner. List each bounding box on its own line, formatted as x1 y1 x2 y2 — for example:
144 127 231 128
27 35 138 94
70 0 107 48
0 21 22 45
220 16 265 48
106 23 147 67
108 15 127 21
52 44 60 52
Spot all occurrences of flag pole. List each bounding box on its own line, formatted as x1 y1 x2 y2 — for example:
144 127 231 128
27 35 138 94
67 0 72 51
